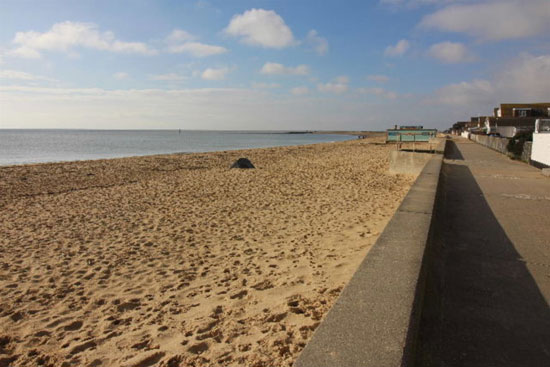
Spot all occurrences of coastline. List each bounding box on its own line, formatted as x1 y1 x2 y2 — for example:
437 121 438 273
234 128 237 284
0 137 415 366
0 130 353 167
312 131 384 137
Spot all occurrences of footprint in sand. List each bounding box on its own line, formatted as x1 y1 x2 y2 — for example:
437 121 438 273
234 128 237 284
117 299 141 313
229 290 247 299
187 341 209 355
123 351 165 367
68 339 97 355
63 320 83 331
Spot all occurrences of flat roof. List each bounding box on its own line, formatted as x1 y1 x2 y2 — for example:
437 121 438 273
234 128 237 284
386 129 437 132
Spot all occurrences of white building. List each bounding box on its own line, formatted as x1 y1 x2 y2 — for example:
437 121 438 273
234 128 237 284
531 119 550 168
484 117 536 138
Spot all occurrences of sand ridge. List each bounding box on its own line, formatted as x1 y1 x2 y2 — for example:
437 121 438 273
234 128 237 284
0 137 415 366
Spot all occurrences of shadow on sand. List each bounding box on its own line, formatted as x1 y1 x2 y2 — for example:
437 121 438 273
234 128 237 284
416 159 550 366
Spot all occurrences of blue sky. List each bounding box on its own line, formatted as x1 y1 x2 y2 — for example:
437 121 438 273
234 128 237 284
1 0 549 130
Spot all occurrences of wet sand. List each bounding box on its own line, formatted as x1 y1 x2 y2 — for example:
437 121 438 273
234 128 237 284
0 137 415 367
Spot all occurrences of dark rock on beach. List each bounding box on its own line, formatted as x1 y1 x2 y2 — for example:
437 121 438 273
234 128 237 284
230 158 255 169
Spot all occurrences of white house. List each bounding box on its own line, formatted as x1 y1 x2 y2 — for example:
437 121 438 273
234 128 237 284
531 119 550 168
484 117 536 138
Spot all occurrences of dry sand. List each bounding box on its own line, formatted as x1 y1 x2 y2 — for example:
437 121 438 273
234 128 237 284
0 137 415 367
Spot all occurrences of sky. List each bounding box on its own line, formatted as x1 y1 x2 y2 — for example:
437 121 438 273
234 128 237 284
0 0 549 131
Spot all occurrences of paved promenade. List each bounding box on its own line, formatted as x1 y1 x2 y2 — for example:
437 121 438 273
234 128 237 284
418 137 550 366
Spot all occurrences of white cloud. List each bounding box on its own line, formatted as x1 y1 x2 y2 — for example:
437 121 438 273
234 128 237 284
251 82 281 89
110 41 152 54
429 53 550 106
497 53 550 102
9 47 42 59
358 87 398 99
0 86 261 129
428 41 475 63
9 21 156 58
164 29 226 57
1 84 415 130
367 74 390 83
384 39 410 57
201 67 230 80
318 76 349 94
429 79 493 105
113 72 129 80
149 73 187 81
0 84 477 131
224 9 295 48
381 0 462 7
305 30 328 55
166 29 196 43
420 0 550 41
167 42 227 57
260 62 309 76
291 86 309 95
0 69 55 82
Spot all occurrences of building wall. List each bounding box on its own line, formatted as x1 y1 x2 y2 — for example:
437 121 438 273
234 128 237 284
496 126 516 138
532 133 550 167
499 103 550 117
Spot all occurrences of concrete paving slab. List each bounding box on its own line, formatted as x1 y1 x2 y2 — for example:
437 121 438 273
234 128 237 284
417 137 550 367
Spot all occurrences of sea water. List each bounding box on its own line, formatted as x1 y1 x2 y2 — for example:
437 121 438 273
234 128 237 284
0 130 352 166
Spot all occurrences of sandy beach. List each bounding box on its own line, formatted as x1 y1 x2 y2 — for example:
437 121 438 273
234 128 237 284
0 137 415 367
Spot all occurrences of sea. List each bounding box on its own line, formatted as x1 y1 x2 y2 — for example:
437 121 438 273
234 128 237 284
0 129 353 166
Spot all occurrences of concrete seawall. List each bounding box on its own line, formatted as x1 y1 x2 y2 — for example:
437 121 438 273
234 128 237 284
389 151 435 175
295 138 550 366
389 137 447 175
294 154 444 367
